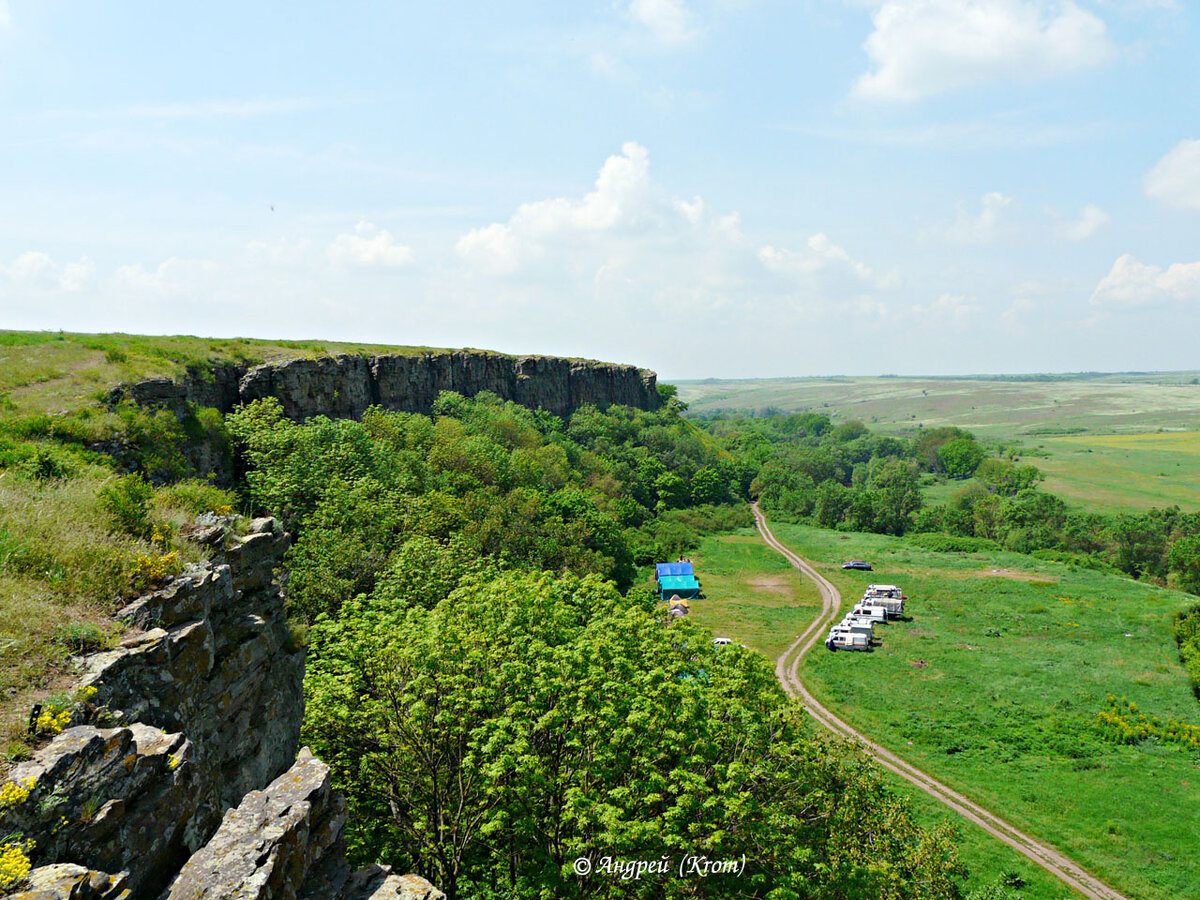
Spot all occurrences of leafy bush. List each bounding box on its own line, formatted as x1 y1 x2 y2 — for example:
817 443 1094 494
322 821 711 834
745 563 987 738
19 446 74 481
909 533 1002 553
1174 606 1200 692
129 551 181 592
98 474 154 539
304 570 967 900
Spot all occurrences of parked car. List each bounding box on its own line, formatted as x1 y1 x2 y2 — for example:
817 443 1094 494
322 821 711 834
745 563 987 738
713 637 733 647
841 559 873 571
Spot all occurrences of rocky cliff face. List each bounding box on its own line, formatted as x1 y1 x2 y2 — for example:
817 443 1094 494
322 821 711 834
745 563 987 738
0 521 441 900
114 351 660 422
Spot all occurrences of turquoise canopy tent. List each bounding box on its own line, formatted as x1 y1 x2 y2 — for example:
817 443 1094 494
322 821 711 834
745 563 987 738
659 574 700 600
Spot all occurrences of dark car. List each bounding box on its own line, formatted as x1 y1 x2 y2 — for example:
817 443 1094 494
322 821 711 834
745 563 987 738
841 560 873 571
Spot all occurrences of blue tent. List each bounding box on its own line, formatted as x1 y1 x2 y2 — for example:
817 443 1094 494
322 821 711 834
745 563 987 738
655 562 694 579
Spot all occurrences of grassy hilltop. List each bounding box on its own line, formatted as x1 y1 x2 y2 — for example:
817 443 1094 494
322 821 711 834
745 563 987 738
0 330 451 419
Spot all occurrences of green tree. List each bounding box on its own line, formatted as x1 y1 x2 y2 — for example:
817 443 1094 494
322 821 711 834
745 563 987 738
937 438 986 479
1168 534 1200 594
689 466 729 505
974 458 1042 495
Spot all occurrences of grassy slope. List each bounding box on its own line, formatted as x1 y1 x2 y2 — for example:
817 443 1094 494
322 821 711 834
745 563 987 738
773 523 1200 900
0 330 451 419
678 528 1077 900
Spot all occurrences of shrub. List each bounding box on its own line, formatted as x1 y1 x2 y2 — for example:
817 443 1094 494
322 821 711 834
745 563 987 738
909 533 1002 553
130 551 181 592
19 446 74 481
1096 695 1200 750
98 474 154 539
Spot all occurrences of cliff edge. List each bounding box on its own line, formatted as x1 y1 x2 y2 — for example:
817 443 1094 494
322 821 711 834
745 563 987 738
111 350 661 422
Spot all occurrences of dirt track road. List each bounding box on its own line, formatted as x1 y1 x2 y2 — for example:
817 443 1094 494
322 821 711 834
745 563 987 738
753 503 1130 900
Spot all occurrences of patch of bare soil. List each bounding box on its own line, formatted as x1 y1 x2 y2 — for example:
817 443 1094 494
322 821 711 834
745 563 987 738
746 574 793 599
973 568 1060 584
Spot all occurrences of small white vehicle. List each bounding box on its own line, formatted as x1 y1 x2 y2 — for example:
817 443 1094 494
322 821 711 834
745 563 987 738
850 604 888 623
826 630 870 651
713 637 733 647
838 617 874 637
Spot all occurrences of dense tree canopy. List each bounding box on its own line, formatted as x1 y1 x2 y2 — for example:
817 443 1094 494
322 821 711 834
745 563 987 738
304 570 965 900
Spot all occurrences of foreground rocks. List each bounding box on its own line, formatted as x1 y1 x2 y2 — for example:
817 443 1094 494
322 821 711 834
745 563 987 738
0 519 439 899
165 749 443 900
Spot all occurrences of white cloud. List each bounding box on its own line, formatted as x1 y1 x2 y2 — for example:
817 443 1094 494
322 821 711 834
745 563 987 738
628 0 697 44
1089 254 1200 308
854 0 1114 101
1 251 95 292
454 142 892 329
1145 139 1200 211
759 233 890 289
328 221 415 268
113 257 220 295
910 292 979 321
1062 203 1111 240
457 141 657 275
947 192 1012 243
0 1 10 28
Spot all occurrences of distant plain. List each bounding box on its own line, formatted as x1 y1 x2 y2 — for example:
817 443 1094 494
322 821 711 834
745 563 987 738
677 374 1200 513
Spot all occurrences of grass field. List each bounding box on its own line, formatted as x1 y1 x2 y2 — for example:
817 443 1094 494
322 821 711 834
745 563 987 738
676 374 1200 440
1031 431 1200 513
682 531 823 660
680 528 1078 899
769 523 1200 900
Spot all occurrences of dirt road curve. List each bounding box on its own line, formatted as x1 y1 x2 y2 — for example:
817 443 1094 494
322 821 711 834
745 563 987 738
753 503 1130 900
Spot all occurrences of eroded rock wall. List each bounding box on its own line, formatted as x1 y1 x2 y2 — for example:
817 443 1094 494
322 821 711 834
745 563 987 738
113 351 660 422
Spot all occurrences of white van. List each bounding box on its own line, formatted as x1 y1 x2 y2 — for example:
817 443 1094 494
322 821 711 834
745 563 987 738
838 617 874 637
826 630 870 651
850 604 888 623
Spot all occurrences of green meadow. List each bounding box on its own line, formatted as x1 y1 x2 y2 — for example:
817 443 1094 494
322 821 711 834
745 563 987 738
681 528 1079 900
1031 431 1200 513
684 530 822 660
772 523 1200 900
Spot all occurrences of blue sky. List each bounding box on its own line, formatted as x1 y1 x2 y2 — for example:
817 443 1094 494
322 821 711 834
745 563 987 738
1 0 1198 379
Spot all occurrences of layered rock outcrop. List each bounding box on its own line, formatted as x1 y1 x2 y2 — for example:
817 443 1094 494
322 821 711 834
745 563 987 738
0 521 438 899
112 351 660 422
